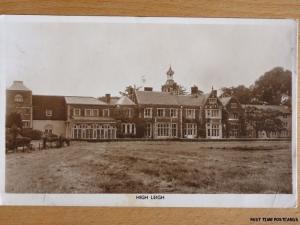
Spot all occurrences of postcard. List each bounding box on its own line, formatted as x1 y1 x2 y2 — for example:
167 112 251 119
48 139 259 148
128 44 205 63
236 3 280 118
0 15 297 207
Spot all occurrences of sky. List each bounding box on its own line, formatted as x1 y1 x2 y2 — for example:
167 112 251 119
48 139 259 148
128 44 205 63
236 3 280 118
2 16 297 97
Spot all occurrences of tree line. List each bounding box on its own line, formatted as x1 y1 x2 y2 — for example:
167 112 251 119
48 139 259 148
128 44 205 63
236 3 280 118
220 67 292 106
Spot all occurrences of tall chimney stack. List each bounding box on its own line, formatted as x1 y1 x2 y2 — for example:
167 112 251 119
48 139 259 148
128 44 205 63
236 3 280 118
191 85 199 96
105 94 111 103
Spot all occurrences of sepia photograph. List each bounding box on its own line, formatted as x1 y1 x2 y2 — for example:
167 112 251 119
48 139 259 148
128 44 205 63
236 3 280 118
0 16 297 207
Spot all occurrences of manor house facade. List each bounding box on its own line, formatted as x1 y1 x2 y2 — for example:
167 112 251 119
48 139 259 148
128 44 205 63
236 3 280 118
6 67 291 140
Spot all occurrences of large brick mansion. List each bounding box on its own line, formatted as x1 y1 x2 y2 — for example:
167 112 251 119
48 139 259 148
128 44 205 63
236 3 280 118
6 67 291 140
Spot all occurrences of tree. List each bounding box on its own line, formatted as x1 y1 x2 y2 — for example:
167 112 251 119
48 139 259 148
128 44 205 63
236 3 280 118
252 67 292 105
178 85 188 95
220 85 252 104
220 67 292 105
6 112 22 128
119 85 141 99
244 107 284 137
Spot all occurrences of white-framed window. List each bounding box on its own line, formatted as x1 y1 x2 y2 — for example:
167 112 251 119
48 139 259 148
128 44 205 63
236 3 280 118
44 124 53 135
171 123 177 137
184 123 197 136
233 113 238 119
72 123 117 139
207 123 221 138
157 123 169 137
73 108 81 116
92 109 99 117
211 109 219 117
103 109 110 117
186 109 196 119
122 123 136 134
157 108 165 117
145 123 152 137
85 109 92 117
127 108 133 118
22 120 30 128
45 109 53 117
144 108 152 118
211 124 220 137
14 94 23 102
170 108 178 118
230 129 239 137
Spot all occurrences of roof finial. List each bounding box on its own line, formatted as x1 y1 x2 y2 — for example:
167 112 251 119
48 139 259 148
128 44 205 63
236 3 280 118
166 65 174 78
212 86 214 91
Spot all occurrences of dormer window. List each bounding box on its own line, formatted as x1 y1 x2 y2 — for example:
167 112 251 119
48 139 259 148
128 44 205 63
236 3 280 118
14 94 23 102
45 109 53 117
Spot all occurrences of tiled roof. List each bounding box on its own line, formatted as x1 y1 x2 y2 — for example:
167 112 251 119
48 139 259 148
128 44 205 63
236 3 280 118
7 81 31 91
219 97 231 106
109 97 120 105
32 95 66 120
242 104 291 113
177 94 209 106
65 96 107 105
98 96 119 105
135 91 178 105
135 91 209 106
115 96 136 105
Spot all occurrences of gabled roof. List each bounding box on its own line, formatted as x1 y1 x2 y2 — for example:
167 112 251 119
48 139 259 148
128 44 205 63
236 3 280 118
65 96 107 105
135 91 179 105
115 96 136 105
242 104 291 113
135 91 209 106
32 95 66 120
219 97 232 106
7 81 31 91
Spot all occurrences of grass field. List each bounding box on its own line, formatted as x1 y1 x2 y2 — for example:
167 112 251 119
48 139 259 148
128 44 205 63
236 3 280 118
5 140 292 194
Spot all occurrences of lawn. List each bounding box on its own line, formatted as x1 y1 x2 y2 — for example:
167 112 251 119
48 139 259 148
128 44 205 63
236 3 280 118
5 140 292 194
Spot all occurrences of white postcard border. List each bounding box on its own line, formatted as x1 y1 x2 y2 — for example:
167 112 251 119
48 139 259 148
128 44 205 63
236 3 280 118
0 15 298 208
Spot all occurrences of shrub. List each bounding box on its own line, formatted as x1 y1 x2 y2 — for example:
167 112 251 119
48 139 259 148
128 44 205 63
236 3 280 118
21 129 42 140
